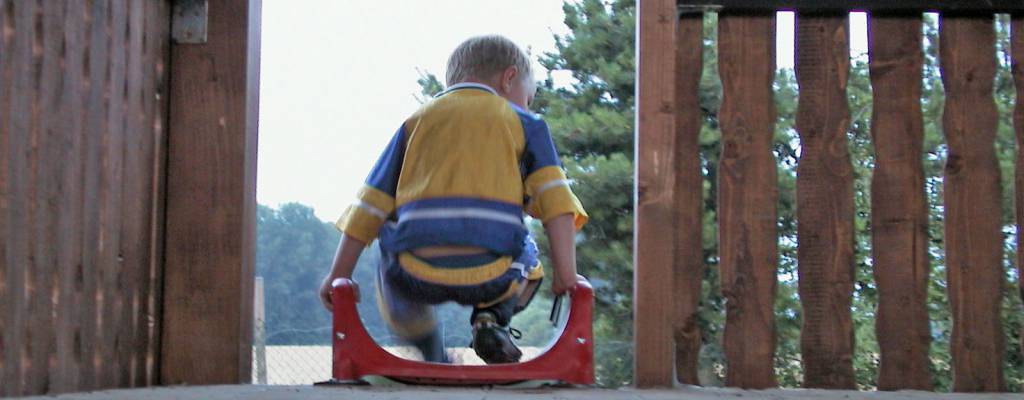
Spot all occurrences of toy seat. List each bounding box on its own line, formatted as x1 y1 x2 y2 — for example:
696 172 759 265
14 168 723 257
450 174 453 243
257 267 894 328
330 277 594 386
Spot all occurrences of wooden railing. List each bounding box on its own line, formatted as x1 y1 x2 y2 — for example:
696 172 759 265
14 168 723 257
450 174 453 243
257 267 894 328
635 0 1024 392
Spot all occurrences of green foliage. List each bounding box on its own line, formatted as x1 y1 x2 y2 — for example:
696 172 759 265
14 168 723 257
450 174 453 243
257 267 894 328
256 203 341 344
535 0 637 387
257 1 1023 391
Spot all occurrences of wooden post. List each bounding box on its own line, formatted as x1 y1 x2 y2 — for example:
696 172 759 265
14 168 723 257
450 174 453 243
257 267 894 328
673 11 705 386
161 0 261 385
939 14 1006 393
1012 13 1024 365
634 0 678 388
867 13 933 391
717 11 778 389
794 12 855 390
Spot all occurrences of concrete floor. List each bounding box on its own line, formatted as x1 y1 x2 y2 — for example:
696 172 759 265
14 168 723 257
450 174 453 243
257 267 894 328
20 384 1023 399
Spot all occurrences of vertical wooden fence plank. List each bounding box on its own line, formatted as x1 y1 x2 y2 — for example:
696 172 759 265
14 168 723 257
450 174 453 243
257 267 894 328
717 11 778 389
0 1 168 395
794 12 855 390
139 0 170 387
118 0 144 387
939 14 1006 393
4 1 33 393
80 0 111 390
145 0 170 387
0 0 15 396
6 0 30 388
673 11 705 386
36 2 68 392
25 0 54 394
867 13 933 391
1012 13 1024 365
634 0 677 388
98 0 127 388
161 0 261 385
53 0 87 393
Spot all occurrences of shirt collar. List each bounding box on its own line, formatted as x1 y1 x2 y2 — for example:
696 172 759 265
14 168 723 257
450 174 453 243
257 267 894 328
439 82 498 96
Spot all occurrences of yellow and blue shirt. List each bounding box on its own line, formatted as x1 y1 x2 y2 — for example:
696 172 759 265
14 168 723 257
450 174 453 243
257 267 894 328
336 82 587 258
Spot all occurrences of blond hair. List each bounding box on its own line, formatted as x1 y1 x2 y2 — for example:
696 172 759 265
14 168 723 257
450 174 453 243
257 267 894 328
445 35 532 86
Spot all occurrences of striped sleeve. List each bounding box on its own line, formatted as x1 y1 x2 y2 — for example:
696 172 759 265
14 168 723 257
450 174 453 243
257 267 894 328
336 124 406 243
524 166 588 230
520 116 588 230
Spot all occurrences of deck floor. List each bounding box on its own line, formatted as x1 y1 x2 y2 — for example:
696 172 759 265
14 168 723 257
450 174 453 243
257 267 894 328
20 385 1021 399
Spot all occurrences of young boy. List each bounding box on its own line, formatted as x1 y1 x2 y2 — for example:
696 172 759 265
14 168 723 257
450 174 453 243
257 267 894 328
318 35 587 364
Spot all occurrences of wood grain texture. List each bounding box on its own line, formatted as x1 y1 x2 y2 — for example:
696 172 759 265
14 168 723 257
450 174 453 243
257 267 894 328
29 0 65 393
141 0 171 387
80 0 110 390
717 12 778 389
794 13 855 390
673 12 705 387
1012 14 1024 366
634 0 678 388
0 1 169 396
0 0 11 392
161 0 261 385
53 0 87 392
97 0 127 388
939 14 1006 393
119 0 144 387
7 1 38 395
867 14 933 391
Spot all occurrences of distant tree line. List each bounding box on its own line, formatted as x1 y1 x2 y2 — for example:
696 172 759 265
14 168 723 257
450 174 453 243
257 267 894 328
257 0 1023 390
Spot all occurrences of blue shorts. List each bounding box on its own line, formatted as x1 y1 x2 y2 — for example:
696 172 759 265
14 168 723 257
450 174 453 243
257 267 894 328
374 233 543 340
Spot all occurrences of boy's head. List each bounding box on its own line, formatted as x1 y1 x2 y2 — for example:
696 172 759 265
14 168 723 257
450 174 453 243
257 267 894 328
446 35 536 109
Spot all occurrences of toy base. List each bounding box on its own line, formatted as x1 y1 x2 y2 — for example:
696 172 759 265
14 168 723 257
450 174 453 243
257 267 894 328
331 277 595 386
317 376 574 389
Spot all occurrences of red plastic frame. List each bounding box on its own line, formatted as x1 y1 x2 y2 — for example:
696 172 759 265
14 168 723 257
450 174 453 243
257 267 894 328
331 277 595 385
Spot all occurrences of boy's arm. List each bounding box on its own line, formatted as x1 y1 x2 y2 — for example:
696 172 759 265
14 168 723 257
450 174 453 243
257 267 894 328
519 116 589 294
319 233 367 311
545 213 579 295
320 123 408 311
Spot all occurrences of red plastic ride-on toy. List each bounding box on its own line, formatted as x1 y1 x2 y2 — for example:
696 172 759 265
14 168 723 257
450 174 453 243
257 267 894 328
328 277 595 386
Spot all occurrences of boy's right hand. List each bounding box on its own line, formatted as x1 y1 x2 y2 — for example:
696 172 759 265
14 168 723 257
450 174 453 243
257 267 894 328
552 273 585 296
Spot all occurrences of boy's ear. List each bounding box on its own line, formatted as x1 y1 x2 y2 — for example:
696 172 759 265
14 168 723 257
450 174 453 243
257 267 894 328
501 66 519 92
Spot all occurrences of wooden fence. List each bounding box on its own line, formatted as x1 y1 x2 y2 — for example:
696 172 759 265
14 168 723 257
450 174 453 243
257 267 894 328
636 0 1024 392
0 0 170 396
0 0 260 396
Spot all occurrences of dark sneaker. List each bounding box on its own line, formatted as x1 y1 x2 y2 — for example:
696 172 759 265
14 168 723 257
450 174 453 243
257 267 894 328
469 312 522 364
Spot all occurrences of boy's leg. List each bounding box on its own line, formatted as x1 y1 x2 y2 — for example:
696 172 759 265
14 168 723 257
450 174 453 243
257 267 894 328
467 232 548 364
470 275 542 325
469 294 523 364
375 253 448 363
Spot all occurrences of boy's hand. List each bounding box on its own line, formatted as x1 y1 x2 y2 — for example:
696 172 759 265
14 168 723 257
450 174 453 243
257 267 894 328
319 274 360 312
319 233 367 312
318 274 336 312
544 213 579 296
552 273 584 296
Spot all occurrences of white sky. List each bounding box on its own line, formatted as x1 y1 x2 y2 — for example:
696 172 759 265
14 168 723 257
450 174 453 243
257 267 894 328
257 4 868 221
